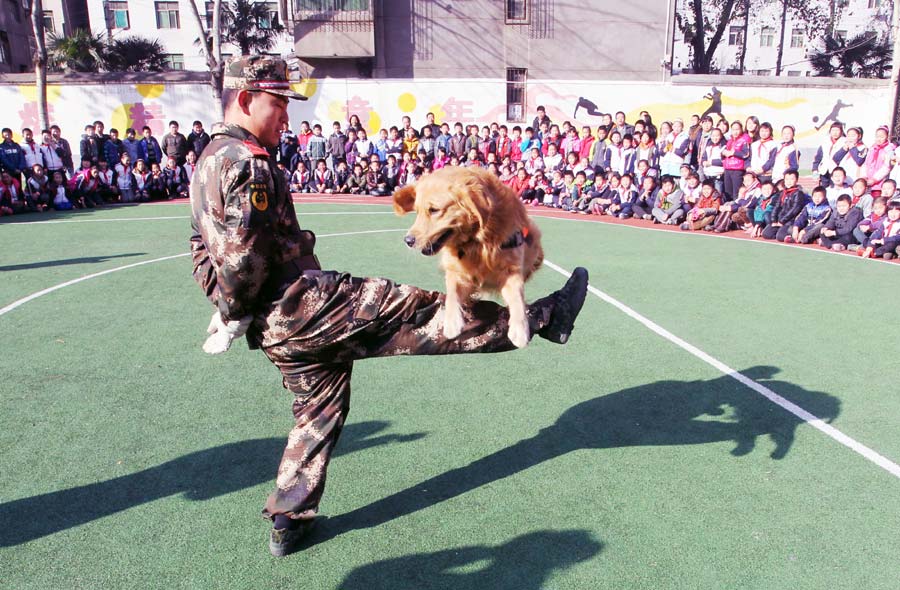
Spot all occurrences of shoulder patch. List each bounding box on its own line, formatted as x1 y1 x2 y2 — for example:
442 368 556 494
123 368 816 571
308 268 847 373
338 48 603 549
243 140 271 158
249 181 269 211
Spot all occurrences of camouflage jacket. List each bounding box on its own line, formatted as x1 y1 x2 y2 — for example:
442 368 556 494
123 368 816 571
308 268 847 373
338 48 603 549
189 123 318 345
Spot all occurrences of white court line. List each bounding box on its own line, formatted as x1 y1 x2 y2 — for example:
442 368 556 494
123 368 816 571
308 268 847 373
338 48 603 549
543 258 900 480
0 228 405 317
3 211 396 226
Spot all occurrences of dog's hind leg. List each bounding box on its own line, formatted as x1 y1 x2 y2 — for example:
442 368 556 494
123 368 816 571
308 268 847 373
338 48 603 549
500 273 529 348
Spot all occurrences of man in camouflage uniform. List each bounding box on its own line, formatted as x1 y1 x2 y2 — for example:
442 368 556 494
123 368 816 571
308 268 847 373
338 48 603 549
189 56 589 557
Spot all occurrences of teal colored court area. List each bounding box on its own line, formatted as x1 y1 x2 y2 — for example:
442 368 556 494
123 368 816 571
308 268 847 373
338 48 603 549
1 202 899 589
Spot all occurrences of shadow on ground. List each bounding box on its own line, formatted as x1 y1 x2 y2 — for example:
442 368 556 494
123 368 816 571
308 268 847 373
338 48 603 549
308 366 840 545
338 529 602 590
0 252 146 272
0 420 424 547
2 367 840 551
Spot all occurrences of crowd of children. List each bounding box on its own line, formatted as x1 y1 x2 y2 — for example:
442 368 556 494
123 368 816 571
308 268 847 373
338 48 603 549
272 107 899 260
2 107 898 260
0 119 207 214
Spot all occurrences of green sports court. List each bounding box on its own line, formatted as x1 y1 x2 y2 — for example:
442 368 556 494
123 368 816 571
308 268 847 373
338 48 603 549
1 199 899 589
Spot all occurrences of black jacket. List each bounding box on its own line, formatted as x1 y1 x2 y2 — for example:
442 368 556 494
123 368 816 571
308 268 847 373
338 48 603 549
773 186 807 224
187 131 211 157
824 207 863 236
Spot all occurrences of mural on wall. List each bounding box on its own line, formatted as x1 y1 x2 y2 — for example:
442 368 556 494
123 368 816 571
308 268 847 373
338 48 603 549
813 100 852 130
0 78 890 160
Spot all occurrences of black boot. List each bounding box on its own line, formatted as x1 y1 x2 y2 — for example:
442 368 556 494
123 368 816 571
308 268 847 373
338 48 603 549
531 267 589 344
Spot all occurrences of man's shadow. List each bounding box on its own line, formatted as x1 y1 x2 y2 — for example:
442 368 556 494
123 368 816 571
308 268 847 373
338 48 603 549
0 253 145 272
0 420 425 547
312 366 840 544
338 529 602 590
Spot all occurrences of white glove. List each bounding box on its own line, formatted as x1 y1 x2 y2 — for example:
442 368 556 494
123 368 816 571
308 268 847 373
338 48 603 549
202 311 252 355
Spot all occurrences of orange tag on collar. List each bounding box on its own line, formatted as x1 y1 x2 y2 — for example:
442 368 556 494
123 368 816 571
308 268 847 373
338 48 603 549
521 226 529 238
243 140 270 158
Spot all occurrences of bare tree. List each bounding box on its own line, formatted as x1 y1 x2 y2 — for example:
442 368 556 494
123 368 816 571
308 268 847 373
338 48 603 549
186 0 225 120
771 0 828 75
27 0 49 131
738 0 750 73
675 0 741 74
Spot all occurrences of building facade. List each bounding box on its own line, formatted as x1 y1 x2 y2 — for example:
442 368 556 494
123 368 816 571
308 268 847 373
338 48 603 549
672 0 893 77
0 0 35 74
18 0 673 80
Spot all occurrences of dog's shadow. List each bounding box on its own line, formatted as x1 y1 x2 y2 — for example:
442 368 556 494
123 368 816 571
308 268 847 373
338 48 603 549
310 366 840 544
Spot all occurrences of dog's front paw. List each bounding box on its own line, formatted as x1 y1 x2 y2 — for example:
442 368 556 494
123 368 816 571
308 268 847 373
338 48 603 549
443 306 465 339
507 320 530 349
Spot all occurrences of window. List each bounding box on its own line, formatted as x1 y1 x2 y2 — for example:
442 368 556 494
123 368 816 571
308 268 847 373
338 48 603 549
506 0 528 23
163 54 185 70
155 2 180 29
43 10 55 34
760 27 774 47
753 69 771 76
205 1 215 29
787 70 801 77
259 3 279 28
506 67 526 122
868 0 880 8
295 0 369 10
790 28 804 48
835 29 847 42
106 1 130 29
0 31 9 65
728 25 743 47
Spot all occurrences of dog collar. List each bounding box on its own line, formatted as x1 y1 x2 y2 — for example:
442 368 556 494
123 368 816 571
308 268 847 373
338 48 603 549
500 226 532 250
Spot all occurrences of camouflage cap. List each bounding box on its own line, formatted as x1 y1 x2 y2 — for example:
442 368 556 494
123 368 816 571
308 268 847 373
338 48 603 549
222 55 308 101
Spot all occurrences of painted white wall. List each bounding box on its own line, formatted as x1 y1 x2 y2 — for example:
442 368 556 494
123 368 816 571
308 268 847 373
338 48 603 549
0 77 890 170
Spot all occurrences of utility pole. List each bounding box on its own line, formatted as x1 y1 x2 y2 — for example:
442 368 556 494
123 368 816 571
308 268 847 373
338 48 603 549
891 0 900 142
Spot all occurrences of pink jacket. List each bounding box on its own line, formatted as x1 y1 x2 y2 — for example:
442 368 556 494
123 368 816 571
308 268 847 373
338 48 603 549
723 133 751 171
863 140 895 190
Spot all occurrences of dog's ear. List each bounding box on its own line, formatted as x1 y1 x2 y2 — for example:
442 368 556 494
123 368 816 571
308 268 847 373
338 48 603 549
393 186 416 215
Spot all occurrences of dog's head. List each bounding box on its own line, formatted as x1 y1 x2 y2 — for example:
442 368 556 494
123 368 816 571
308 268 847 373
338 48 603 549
393 167 496 256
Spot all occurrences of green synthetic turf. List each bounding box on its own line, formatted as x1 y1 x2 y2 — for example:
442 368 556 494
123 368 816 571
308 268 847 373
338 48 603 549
1 203 899 590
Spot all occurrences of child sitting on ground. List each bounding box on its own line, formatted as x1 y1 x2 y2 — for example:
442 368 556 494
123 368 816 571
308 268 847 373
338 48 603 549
48 170 73 210
312 158 334 194
26 164 51 211
508 167 530 201
681 179 721 231
347 163 366 194
651 176 684 225
609 173 639 218
632 175 658 220
588 173 616 215
819 194 863 251
751 182 777 238
290 160 311 193
521 169 550 205
789 185 832 244
853 196 887 247
858 198 900 259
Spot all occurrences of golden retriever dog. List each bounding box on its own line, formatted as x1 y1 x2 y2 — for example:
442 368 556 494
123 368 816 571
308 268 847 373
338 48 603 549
393 166 543 348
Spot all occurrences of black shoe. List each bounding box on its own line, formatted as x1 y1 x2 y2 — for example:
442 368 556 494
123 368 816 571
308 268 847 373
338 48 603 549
269 519 316 557
538 267 589 344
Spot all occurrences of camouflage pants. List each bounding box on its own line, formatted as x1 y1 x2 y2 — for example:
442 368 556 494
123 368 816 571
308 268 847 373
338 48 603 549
259 270 553 521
